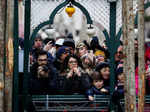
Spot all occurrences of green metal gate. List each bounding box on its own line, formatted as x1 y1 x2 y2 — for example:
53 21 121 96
12 0 150 112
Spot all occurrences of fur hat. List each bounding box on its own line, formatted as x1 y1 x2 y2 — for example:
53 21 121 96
76 42 87 49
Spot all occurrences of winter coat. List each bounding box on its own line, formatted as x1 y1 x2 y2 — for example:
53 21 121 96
53 58 63 71
63 72 91 94
29 63 58 94
86 86 109 97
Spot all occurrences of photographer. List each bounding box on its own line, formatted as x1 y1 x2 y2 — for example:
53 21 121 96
29 50 58 94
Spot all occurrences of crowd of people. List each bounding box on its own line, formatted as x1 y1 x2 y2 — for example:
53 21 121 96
19 33 150 102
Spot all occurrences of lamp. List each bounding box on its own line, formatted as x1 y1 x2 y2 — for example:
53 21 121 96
65 3 75 17
107 0 118 2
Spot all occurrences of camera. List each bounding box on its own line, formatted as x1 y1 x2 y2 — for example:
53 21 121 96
37 65 49 78
42 65 49 72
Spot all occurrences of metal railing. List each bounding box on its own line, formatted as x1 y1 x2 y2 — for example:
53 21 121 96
32 95 110 111
30 95 150 112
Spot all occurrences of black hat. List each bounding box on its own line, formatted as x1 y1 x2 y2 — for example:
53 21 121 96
63 39 75 49
95 62 109 71
56 46 69 59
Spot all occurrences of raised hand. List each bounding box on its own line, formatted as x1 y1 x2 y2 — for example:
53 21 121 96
66 69 74 78
43 41 53 51
73 67 81 77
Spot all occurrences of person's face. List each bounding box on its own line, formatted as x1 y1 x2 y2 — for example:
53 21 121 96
115 45 123 62
96 55 105 64
69 47 74 54
34 38 42 48
68 57 78 69
93 80 104 89
37 54 48 66
60 50 69 61
100 67 110 80
82 57 92 68
117 73 125 83
78 46 87 57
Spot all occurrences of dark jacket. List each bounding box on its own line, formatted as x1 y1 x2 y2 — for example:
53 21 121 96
146 77 150 95
116 83 124 95
29 63 58 94
53 58 63 71
86 86 109 97
56 75 68 94
103 79 110 90
63 73 91 94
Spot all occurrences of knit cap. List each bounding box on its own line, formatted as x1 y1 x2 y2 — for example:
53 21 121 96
56 46 69 59
94 50 106 58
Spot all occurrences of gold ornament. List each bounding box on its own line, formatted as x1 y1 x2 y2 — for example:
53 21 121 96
65 5 75 17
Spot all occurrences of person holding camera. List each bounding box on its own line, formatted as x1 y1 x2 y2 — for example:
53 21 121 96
29 50 58 94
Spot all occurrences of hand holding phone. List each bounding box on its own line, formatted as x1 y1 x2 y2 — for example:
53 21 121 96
43 41 53 51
